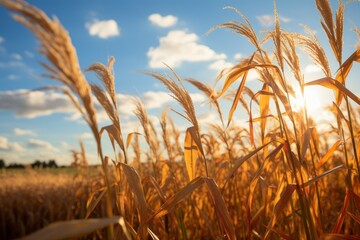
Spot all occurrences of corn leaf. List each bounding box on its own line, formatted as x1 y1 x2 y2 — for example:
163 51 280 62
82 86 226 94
152 177 205 220
225 140 274 180
184 127 200 180
126 132 141 150
335 49 360 104
332 190 351 233
21 217 122 240
301 128 314 161
302 165 345 188
304 77 360 105
204 178 236 240
227 70 249 127
85 187 107 219
260 84 271 141
316 140 341 169
320 234 360 240
120 163 151 239
264 183 297 240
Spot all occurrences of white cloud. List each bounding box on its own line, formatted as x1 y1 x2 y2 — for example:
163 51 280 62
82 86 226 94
10 142 25 152
305 64 321 73
0 61 25 68
0 36 4 44
78 132 93 140
24 51 34 58
256 15 291 27
147 30 226 68
0 136 25 152
11 53 22 61
149 13 178 28
142 91 173 109
247 69 260 81
86 19 120 39
0 89 76 118
0 136 9 150
142 91 205 108
8 74 18 80
198 112 220 126
59 141 70 149
189 93 206 103
14 128 36 136
209 59 233 71
27 138 59 152
234 53 243 60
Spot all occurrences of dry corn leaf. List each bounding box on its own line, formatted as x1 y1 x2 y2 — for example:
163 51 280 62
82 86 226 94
249 90 274 146
302 165 345 188
248 142 285 227
332 190 351 233
227 69 249 127
320 234 360 240
148 228 160 240
120 163 150 239
21 217 122 240
99 124 124 152
332 102 349 128
301 128 314 161
152 176 204 220
184 127 200 181
316 140 341 169
204 178 236 240
347 211 360 225
264 183 297 240
304 77 360 105
260 84 271 141
85 187 107 219
225 140 274 180
126 132 141 150
335 49 360 103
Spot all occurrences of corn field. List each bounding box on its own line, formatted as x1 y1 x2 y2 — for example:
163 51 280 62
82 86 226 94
1 0 360 239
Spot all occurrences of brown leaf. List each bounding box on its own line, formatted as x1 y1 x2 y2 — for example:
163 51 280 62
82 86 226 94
204 178 236 240
304 77 360 105
21 217 122 240
184 127 200 181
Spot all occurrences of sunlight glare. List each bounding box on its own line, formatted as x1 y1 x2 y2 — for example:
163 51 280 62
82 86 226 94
291 86 326 117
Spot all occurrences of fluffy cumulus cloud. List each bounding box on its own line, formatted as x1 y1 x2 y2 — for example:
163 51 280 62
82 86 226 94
0 136 9 150
147 30 226 68
27 138 59 152
256 15 291 27
13 128 36 136
148 13 178 28
0 89 76 118
142 91 173 109
11 53 22 61
86 19 120 39
10 142 26 152
208 59 233 71
234 53 243 60
0 136 25 152
78 132 93 140
142 91 205 108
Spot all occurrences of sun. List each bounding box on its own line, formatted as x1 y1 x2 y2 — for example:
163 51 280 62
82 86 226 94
290 86 326 117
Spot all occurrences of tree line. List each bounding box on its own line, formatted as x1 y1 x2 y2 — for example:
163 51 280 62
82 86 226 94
0 159 59 169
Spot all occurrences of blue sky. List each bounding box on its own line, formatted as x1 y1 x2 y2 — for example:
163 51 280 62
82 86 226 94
0 0 359 165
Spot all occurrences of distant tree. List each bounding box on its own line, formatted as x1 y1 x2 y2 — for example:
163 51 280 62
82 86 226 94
0 159 5 169
31 160 41 169
41 161 48 168
7 163 25 169
48 159 58 168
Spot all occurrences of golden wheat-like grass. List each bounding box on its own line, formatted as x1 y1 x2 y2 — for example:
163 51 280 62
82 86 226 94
1 0 360 239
